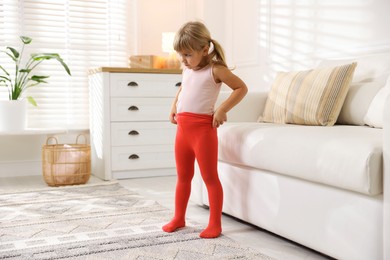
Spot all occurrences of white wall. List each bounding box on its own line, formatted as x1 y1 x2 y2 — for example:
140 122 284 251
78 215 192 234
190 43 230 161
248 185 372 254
133 0 185 56
135 0 390 91
251 0 390 86
0 131 89 177
0 135 45 176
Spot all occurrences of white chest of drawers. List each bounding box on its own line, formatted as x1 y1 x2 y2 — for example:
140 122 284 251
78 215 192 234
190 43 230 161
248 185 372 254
88 68 181 180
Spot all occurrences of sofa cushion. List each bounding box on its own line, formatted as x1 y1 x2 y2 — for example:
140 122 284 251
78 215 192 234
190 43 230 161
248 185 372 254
364 75 390 128
218 123 382 195
337 80 385 126
261 63 357 126
317 53 390 125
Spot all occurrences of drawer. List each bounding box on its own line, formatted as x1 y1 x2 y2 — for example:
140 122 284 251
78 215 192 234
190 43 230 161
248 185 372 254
111 145 175 171
111 97 172 122
110 73 181 97
111 122 176 146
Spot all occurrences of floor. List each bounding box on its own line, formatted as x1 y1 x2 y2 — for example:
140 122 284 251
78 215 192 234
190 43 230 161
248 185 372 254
0 175 331 260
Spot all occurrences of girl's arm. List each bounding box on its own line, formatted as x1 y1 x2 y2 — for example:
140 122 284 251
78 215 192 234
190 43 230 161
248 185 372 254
212 65 248 127
170 85 182 124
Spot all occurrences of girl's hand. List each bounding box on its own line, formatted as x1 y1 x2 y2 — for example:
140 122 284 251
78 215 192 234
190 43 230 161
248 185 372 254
213 108 227 128
170 86 181 125
170 107 177 124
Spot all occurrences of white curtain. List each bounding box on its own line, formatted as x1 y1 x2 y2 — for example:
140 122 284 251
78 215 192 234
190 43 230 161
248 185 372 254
0 0 130 129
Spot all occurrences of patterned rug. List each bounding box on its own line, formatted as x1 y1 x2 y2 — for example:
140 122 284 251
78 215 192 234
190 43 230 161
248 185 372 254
0 182 272 260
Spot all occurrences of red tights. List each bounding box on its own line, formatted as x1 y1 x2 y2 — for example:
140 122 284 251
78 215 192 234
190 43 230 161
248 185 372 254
162 112 223 238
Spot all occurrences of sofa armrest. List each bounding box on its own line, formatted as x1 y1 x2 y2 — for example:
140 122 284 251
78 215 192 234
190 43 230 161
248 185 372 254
216 91 268 122
384 95 390 259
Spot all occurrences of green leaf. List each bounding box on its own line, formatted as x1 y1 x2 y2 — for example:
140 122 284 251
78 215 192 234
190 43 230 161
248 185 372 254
6 47 19 59
0 65 10 76
20 36 32 44
31 53 59 61
27 96 37 106
58 58 71 76
31 75 49 79
31 53 71 76
31 75 49 83
0 75 11 82
19 69 32 73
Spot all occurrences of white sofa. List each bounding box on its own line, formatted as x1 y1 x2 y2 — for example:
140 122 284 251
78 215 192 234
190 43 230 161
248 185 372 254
192 53 390 260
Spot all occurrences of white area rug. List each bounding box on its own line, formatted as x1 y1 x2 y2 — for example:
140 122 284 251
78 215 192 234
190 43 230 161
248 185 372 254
0 182 273 259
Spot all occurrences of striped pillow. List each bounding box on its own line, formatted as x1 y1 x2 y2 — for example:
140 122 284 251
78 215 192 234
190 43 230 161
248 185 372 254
261 62 357 126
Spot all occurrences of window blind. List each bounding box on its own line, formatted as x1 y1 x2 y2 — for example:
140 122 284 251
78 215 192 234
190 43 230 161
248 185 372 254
0 0 130 129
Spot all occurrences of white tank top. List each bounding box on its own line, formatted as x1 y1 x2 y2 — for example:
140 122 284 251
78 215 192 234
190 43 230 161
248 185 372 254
176 64 222 115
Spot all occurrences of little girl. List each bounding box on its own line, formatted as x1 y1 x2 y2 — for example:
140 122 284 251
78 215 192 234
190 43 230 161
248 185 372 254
162 21 248 238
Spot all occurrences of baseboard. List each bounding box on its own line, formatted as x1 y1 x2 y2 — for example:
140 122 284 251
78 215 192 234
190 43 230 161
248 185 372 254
0 160 42 177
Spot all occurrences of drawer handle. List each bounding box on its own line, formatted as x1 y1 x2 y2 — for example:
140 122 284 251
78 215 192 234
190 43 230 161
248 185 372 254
128 154 139 160
175 82 181 87
128 105 139 111
128 130 139 135
127 81 139 87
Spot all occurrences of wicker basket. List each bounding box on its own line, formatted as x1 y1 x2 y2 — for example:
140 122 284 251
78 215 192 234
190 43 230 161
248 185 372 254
42 134 91 186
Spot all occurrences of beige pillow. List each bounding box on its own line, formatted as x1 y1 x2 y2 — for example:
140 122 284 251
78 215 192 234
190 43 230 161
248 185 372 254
260 62 357 126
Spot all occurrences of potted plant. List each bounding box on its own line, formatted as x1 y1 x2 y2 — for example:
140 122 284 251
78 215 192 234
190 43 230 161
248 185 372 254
0 36 71 131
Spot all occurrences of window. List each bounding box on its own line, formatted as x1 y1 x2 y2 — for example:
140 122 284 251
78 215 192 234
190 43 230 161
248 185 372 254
0 0 131 129
258 0 378 75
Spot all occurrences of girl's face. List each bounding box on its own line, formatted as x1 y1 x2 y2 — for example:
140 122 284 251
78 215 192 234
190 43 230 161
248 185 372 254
177 47 208 70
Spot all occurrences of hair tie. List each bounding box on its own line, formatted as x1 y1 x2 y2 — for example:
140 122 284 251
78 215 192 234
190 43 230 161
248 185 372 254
208 41 214 54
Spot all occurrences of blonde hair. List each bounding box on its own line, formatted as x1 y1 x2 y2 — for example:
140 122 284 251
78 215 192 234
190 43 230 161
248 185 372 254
173 21 227 67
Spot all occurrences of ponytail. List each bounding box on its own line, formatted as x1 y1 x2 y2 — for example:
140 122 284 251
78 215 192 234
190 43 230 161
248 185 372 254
208 39 227 67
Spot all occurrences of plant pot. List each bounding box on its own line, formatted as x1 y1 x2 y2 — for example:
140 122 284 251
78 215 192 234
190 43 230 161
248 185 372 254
0 99 27 132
